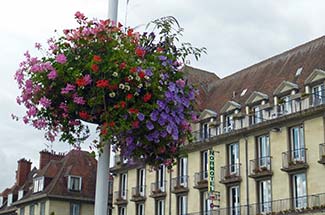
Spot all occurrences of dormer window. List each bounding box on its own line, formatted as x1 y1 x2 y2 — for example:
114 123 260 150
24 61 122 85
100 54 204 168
311 83 325 106
0 196 3 207
33 177 44 193
7 193 13 206
18 190 24 200
224 114 234 133
68 176 82 192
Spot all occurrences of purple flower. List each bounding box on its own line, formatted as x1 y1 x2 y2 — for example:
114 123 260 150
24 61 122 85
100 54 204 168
157 100 166 109
137 113 145 121
158 55 167 61
146 121 154 130
56 54 67 64
126 136 133 145
47 70 57 80
61 84 76 94
145 69 153 77
39 97 51 108
160 131 167 138
168 82 176 92
176 79 185 88
150 110 159 122
27 106 37 117
158 117 166 126
73 94 85 105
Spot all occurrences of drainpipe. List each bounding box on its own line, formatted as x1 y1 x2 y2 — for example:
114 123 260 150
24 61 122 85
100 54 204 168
169 169 172 215
245 136 250 215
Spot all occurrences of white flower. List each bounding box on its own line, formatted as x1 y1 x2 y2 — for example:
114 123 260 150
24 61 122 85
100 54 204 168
135 76 140 81
128 75 134 80
134 92 139 96
113 72 118 77
125 85 130 91
158 86 162 91
144 75 150 80
137 84 143 88
119 84 125 89
109 92 116 98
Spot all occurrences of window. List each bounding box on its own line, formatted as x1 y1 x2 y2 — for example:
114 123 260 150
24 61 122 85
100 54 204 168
18 190 24 200
258 180 272 213
156 199 165 215
7 193 13 206
292 173 307 209
157 165 166 192
257 135 270 168
118 206 126 215
201 122 210 139
70 203 80 215
312 83 325 106
178 157 188 186
252 106 262 124
279 96 292 114
120 173 128 199
224 114 234 132
40 202 45 215
33 177 44 193
229 186 240 215
228 143 239 174
68 176 82 191
137 168 145 196
30 204 35 215
201 191 212 215
20 207 25 215
202 150 208 179
136 203 145 215
289 125 305 162
177 195 187 215
0 196 3 207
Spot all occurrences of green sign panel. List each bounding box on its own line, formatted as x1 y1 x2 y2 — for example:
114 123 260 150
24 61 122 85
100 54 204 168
208 150 215 192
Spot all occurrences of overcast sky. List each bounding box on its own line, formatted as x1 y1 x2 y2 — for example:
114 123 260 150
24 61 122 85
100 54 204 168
1 0 325 191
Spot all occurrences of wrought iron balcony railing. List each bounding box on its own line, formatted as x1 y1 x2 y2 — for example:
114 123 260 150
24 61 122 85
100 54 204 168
114 189 128 205
150 181 167 198
281 148 308 172
249 156 272 178
171 175 189 193
194 171 208 188
220 163 241 184
131 185 146 201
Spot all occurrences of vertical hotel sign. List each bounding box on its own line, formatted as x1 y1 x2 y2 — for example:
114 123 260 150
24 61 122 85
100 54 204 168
208 150 215 192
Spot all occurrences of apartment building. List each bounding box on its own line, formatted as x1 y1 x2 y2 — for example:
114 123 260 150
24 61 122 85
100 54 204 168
0 150 113 215
111 36 325 215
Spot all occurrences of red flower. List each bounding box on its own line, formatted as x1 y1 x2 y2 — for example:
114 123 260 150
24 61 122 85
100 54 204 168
76 77 86 87
96 80 109 88
79 111 90 120
132 120 139 128
109 121 115 127
108 84 118 91
93 55 102 62
126 94 133 100
91 64 99 72
114 104 119 109
130 67 137 73
143 92 152 102
120 101 126 108
138 71 145 79
157 47 163 52
119 62 127 70
129 108 139 114
135 47 145 58
127 28 134 37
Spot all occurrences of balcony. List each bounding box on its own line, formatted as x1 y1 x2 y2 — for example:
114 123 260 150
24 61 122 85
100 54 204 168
220 164 242 184
130 185 146 202
193 171 208 189
191 130 216 143
281 148 308 172
171 176 189 194
319 143 325 164
149 181 166 198
249 156 273 179
114 190 128 205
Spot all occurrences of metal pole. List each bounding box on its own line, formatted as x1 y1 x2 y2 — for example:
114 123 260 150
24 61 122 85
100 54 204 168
94 1 119 215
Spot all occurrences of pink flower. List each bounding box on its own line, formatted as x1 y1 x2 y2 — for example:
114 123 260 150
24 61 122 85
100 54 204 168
55 54 67 64
47 70 57 80
39 97 51 108
59 102 68 112
61 84 76 94
176 79 185 88
27 106 37 117
35 42 42 50
73 94 86 105
74 11 86 20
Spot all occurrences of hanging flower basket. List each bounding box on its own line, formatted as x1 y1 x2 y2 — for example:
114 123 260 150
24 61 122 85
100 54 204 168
14 12 205 168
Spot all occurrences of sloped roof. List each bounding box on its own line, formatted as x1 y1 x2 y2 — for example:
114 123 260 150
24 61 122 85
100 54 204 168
203 36 325 113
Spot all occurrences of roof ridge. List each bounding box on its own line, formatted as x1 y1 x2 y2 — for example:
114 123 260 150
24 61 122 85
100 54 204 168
47 154 69 195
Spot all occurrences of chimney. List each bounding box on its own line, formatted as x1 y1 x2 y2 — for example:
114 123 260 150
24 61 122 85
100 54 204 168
16 159 32 186
39 150 65 169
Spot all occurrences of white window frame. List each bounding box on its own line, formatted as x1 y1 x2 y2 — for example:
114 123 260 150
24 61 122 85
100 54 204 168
224 114 234 132
70 203 80 215
178 195 187 215
290 125 305 161
40 202 45 215
68 175 82 191
29 204 35 215
229 185 240 215
179 157 188 187
0 196 3 207
18 190 24 200
20 207 25 215
202 150 208 179
292 173 307 209
137 168 145 196
312 83 325 106
202 191 212 215
257 135 270 168
228 143 239 174
259 180 272 213
157 165 166 192
33 177 44 193
7 193 13 206
120 173 128 199
156 199 165 215
119 206 127 215
136 203 145 215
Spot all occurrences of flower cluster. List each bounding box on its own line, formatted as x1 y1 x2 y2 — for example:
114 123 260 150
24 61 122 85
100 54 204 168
15 12 203 168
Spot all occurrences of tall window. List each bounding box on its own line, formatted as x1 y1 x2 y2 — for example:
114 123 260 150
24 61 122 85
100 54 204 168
40 202 45 215
201 122 210 139
257 135 270 168
290 125 305 161
201 191 212 215
179 157 188 186
120 173 128 199
312 83 325 106
7 194 13 206
228 143 239 174
33 177 44 193
224 114 234 132
118 206 126 215
177 195 187 215
137 168 145 196
30 205 35 215
136 203 145 215
279 96 292 114
157 165 166 192
292 173 307 209
0 196 3 207
258 180 272 213
252 106 262 124
19 207 25 215
18 190 24 200
229 186 240 215
70 203 80 215
68 176 82 191
156 199 165 215
201 150 208 179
